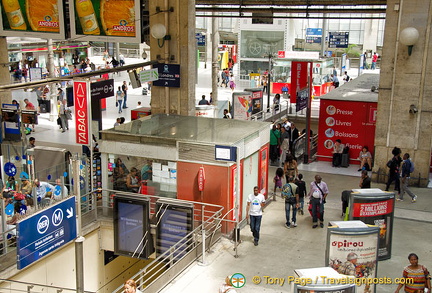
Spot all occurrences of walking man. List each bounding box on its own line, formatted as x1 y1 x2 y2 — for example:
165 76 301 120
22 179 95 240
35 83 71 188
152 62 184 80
122 81 128 109
281 175 299 229
398 153 417 202
246 186 265 246
308 175 329 228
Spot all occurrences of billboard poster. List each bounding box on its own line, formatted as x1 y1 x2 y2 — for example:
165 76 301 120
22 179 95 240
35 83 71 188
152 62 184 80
258 145 268 198
0 0 65 38
290 61 310 103
350 194 395 260
317 100 377 162
327 231 379 293
232 92 252 120
69 0 141 43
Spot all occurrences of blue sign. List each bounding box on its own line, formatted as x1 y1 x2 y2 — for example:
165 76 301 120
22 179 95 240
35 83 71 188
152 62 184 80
153 64 181 88
17 196 77 270
306 28 322 44
329 32 349 48
195 33 206 46
215 145 237 162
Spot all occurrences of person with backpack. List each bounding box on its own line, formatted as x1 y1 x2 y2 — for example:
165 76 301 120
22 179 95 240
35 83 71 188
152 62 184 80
398 153 417 202
308 175 329 228
281 175 299 229
385 147 402 194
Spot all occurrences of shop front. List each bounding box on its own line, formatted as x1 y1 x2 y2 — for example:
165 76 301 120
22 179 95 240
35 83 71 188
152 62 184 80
317 74 378 164
99 114 270 233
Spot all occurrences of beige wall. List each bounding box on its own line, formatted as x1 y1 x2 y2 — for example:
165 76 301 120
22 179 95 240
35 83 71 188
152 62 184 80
374 0 432 186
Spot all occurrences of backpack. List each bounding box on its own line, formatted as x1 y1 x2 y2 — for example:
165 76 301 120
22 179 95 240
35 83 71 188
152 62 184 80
408 159 415 173
282 183 296 204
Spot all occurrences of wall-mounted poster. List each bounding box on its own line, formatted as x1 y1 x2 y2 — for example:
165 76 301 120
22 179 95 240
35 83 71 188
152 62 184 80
232 92 253 120
69 0 141 43
0 0 65 39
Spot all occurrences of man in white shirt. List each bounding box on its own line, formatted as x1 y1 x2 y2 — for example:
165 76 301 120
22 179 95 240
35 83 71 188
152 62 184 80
246 186 266 246
307 175 329 229
33 179 55 202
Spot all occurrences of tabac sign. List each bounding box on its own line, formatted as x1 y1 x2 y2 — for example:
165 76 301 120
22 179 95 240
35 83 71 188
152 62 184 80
73 81 89 144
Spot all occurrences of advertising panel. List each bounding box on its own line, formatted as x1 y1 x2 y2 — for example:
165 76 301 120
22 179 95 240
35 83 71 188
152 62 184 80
232 92 253 120
73 81 89 145
326 226 380 293
294 267 356 293
114 195 152 259
349 193 395 260
17 197 77 269
69 0 141 43
290 61 310 104
243 88 263 114
0 0 65 38
318 99 377 161
2 104 20 140
156 199 193 261
258 145 268 198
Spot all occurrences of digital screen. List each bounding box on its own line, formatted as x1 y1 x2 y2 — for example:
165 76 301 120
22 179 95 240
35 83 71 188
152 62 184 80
156 201 193 261
114 195 152 259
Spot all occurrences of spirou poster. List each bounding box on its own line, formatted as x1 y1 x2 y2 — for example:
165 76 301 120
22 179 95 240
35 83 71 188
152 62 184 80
327 232 378 293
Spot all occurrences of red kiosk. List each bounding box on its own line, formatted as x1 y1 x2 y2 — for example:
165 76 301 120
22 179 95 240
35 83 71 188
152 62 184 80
317 74 379 164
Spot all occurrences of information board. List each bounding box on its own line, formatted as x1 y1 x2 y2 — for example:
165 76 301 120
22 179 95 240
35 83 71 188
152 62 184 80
153 64 181 87
17 196 77 270
329 32 349 48
306 28 322 44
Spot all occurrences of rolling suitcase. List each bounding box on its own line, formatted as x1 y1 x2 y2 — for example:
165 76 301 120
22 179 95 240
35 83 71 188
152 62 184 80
341 153 349 167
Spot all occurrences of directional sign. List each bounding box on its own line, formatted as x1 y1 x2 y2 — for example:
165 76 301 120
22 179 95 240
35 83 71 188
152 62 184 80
153 64 181 88
139 69 159 83
329 32 349 48
90 79 115 99
17 196 77 270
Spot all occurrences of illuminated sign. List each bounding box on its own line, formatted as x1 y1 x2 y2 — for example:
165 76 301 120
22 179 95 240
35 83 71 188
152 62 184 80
73 81 89 145
69 0 141 43
0 0 66 39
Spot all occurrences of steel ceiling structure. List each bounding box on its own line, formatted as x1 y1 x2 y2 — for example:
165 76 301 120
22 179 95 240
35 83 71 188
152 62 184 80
196 0 387 19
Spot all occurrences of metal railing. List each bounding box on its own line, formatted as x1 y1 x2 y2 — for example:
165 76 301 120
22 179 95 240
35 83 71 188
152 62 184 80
106 190 224 293
293 133 319 162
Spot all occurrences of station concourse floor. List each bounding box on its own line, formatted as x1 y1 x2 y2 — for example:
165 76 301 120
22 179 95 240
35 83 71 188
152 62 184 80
159 163 432 293
12 62 432 293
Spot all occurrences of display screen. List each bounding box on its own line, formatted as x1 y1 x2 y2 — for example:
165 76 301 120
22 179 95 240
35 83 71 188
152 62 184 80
114 195 152 259
156 201 193 261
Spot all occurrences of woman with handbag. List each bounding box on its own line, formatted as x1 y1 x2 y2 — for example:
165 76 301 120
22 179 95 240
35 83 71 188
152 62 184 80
395 253 431 293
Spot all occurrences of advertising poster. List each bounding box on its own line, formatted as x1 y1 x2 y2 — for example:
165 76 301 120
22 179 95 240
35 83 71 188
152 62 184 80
327 231 379 293
258 145 268 198
0 0 65 38
350 195 395 260
290 61 310 103
2 104 20 140
318 99 377 162
69 0 140 42
249 90 263 114
232 92 253 120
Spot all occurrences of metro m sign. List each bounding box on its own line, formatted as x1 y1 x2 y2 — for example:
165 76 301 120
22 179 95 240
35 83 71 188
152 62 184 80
73 81 89 144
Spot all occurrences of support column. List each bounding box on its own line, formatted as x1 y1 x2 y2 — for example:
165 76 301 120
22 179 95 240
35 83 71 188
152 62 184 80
149 0 196 116
211 11 219 106
374 0 432 186
48 39 58 122
0 37 12 104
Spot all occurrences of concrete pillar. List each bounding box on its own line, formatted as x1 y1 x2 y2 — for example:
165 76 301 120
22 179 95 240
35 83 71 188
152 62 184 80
0 37 12 104
374 0 432 186
363 18 379 53
149 0 196 116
